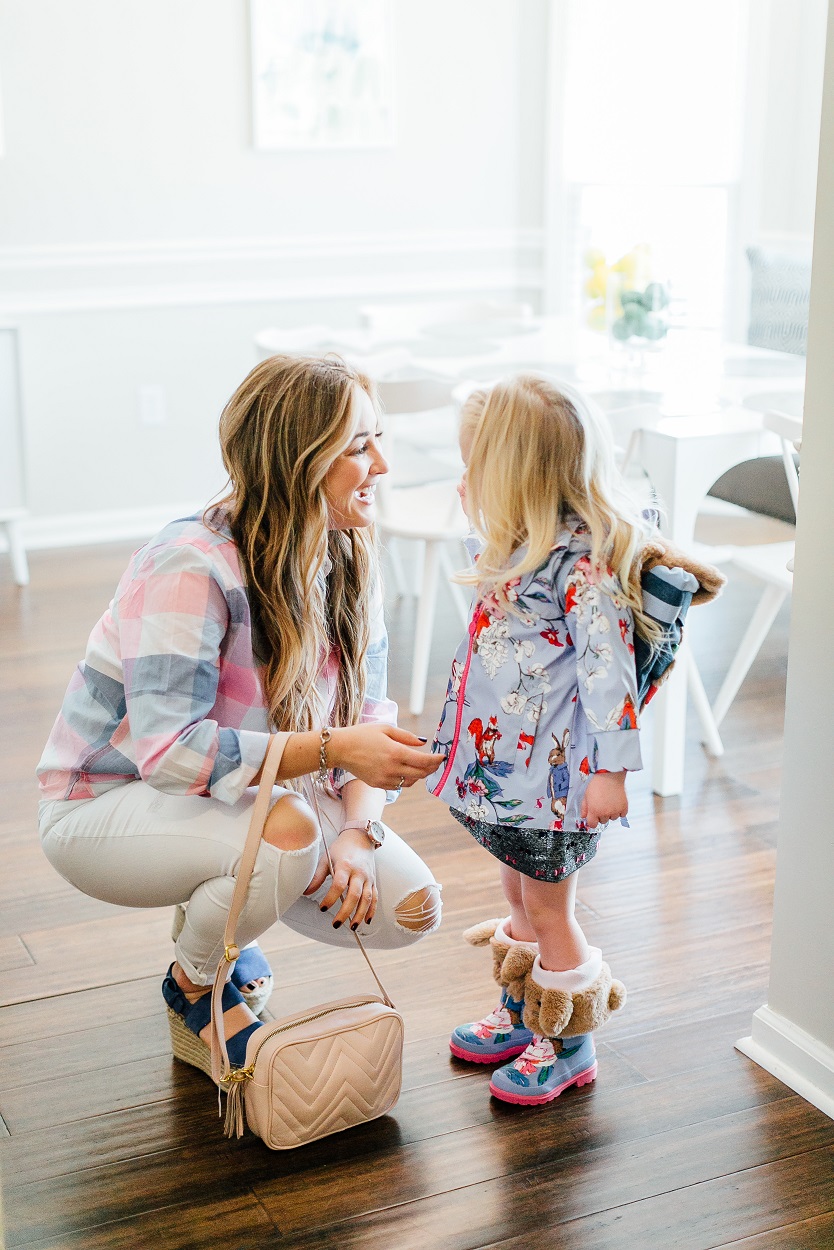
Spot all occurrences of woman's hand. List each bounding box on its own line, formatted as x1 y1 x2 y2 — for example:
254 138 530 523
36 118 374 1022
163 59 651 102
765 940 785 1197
330 724 442 791
303 828 378 929
581 771 628 829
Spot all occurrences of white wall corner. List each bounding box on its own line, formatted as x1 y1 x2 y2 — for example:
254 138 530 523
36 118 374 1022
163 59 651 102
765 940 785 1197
737 1005 834 1121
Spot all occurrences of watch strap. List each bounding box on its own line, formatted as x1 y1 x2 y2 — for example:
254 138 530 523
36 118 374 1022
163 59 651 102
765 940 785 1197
340 819 372 834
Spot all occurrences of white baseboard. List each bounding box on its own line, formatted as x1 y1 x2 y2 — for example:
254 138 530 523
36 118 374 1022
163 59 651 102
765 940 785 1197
0 503 203 554
736 1004 834 1122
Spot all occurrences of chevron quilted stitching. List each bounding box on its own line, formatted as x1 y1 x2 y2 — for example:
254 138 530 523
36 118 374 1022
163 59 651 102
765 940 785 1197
245 1010 403 1149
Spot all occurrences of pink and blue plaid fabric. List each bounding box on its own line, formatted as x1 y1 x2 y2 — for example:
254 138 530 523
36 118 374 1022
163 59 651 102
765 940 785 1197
37 511 397 805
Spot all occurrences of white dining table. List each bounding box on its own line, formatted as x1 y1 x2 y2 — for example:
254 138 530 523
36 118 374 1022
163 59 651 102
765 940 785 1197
255 317 806 795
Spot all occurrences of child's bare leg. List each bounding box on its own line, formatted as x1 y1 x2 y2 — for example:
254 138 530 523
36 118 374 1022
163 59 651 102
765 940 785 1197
499 863 537 942
520 872 589 971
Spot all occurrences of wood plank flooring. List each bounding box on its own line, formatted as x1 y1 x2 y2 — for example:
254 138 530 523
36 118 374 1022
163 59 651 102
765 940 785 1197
1 539 833 1250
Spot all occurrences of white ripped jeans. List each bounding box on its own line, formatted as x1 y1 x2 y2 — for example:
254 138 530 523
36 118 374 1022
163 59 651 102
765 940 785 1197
39 780 442 986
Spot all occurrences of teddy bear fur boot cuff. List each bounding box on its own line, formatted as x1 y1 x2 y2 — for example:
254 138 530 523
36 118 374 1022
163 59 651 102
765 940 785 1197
462 916 538 1007
522 951 626 1038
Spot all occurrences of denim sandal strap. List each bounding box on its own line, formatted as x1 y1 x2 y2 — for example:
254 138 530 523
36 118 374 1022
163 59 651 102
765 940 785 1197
227 1020 261 1068
163 964 246 1037
231 944 272 988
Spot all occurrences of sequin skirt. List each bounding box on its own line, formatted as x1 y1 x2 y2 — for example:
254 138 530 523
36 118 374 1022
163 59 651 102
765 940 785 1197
450 809 602 882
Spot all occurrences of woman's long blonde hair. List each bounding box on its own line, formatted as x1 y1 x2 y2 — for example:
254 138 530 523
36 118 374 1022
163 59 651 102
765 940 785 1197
213 354 379 733
459 374 658 646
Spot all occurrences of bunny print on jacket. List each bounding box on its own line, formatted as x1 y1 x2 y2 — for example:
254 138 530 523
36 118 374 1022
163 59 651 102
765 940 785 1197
547 730 571 823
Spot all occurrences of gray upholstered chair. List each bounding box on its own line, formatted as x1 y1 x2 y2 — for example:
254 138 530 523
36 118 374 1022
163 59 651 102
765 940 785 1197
706 245 808 523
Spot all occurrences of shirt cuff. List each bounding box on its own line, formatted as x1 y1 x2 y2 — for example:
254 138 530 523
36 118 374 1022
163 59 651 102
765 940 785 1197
209 729 271 805
360 696 399 727
589 728 643 774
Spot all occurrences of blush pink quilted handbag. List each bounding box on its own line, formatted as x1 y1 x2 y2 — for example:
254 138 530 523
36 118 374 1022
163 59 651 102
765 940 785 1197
209 733 404 1150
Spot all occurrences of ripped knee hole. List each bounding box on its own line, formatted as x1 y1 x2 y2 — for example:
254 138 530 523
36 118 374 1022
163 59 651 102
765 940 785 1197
262 794 320 853
395 883 442 934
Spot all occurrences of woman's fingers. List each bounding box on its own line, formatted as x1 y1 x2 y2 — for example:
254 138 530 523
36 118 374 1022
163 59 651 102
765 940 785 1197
317 852 376 928
392 748 445 785
332 724 444 790
319 867 350 914
332 872 367 927
385 726 431 748
348 880 375 930
302 850 330 896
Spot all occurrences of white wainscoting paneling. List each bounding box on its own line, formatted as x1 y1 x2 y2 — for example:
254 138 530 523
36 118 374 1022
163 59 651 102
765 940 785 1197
0 229 544 315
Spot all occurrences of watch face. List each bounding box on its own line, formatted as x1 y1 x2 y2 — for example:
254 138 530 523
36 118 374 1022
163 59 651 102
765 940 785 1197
367 820 385 848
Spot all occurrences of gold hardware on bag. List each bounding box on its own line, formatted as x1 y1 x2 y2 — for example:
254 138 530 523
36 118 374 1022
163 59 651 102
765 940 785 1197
224 943 240 963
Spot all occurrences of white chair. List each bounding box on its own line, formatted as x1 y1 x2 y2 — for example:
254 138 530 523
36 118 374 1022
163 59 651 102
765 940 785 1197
710 409 801 728
0 508 29 586
602 402 663 472
375 376 471 716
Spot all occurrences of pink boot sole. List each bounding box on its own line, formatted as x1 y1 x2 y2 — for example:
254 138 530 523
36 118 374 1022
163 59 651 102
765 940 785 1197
489 1061 598 1105
449 1039 529 1064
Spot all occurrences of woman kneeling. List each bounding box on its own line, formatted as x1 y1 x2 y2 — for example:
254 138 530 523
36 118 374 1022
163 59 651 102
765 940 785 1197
37 354 442 1074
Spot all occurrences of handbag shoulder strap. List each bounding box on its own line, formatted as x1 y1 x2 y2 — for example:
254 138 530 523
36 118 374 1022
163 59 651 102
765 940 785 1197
210 733 396 1085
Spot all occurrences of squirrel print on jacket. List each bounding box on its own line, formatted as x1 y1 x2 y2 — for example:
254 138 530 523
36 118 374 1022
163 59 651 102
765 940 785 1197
547 729 571 825
469 716 501 765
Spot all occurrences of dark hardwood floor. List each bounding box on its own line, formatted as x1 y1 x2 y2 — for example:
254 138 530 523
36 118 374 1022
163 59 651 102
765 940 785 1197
1 538 832 1250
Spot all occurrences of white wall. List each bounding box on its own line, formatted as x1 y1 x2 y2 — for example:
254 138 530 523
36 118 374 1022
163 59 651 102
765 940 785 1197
0 0 546 245
756 0 828 247
736 0 834 1119
0 0 548 542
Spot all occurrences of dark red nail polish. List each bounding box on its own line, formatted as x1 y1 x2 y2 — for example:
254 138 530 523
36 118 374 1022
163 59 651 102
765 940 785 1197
365 917 372 924
351 923 359 931
333 920 342 929
319 905 328 912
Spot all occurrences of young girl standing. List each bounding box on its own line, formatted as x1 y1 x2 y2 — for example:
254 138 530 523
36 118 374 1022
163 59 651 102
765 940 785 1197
428 374 676 1105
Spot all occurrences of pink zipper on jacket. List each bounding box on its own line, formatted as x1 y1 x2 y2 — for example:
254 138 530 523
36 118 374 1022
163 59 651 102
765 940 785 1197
431 609 479 796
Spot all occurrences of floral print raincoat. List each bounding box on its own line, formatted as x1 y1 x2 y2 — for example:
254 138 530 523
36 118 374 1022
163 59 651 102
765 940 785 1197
428 523 642 833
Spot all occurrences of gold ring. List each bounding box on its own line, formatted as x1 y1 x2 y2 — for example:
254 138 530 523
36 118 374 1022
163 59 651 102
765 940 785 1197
397 776 405 789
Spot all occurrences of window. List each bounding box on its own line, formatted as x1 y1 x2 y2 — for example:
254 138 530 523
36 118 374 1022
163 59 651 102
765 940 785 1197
550 0 749 331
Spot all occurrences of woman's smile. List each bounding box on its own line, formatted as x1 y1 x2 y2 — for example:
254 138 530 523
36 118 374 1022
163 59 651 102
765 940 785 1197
324 387 388 529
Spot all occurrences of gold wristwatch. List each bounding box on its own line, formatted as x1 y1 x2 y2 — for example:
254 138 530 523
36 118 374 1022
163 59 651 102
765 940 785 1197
341 818 385 849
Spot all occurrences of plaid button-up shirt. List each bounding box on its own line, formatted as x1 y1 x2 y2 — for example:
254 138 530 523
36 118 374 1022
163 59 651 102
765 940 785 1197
37 512 396 805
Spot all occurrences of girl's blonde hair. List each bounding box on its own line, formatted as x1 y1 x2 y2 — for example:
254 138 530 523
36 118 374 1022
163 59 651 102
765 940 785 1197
458 387 489 459
459 374 658 647
213 353 379 734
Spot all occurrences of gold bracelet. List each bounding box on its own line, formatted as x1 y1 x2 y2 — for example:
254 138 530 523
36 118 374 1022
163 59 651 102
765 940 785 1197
317 726 332 790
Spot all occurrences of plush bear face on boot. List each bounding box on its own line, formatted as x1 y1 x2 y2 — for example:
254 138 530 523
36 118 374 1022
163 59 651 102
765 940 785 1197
522 962 626 1038
461 917 627 1040
462 917 538 1015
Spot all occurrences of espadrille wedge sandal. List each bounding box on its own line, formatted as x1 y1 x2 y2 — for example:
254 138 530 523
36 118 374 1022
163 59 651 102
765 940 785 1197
171 904 274 1016
162 964 262 1080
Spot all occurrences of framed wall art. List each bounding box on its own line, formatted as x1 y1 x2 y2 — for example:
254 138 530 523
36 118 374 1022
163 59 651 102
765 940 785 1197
251 0 396 150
